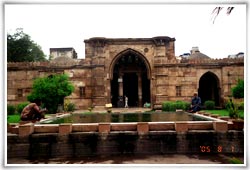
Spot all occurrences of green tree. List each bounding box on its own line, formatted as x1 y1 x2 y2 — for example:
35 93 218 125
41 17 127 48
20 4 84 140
27 74 74 114
7 28 47 62
232 79 244 98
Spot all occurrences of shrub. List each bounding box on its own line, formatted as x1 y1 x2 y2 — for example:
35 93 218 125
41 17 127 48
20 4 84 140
204 100 215 110
238 102 244 110
162 101 191 111
175 101 184 109
232 79 244 98
27 74 74 114
162 101 172 111
183 101 191 110
66 103 76 112
7 105 16 115
226 99 240 119
16 102 29 114
169 102 176 111
176 101 190 110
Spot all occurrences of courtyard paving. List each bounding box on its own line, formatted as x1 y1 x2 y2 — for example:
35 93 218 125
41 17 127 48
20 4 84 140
7 153 244 164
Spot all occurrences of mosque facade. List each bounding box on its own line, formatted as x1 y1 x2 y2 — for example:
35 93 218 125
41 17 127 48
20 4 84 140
7 36 244 109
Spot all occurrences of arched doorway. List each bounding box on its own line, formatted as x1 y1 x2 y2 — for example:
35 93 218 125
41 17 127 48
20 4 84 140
198 72 220 106
110 49 151 107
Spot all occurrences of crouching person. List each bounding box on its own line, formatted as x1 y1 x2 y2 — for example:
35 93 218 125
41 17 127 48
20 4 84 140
21 99 47 122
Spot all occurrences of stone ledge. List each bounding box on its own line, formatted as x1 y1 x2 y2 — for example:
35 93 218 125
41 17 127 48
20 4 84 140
213 121 228 132
98 123 110 133
72 123 98 132
188 122 213 130
59 123 72 134
111 123 137 131
18 123 34 137
175 122 188 132
137 122 149 134
34 125 59 133
149 122 175 131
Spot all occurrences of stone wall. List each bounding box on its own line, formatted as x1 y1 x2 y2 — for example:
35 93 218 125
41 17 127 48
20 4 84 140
7 130 244 159
7 111 244 159
7 37 244 109
7 59 244 109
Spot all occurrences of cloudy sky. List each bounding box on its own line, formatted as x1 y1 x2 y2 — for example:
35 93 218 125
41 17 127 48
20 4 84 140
5 2 246 59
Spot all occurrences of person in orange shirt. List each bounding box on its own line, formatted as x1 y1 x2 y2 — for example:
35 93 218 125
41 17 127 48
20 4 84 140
21 99 47 121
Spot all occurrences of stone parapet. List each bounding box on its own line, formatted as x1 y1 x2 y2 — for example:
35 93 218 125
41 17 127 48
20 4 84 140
59 123 72 135
8 129 244 159
34 124 59 133
175 122 188 132
137 122 149 134
18 123 34 137
111 123 137 131
98 123 110 133
72 123 98 132
213 121 228 132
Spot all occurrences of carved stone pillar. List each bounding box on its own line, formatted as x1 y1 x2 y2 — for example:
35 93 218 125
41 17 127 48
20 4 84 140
118 74 123 97
137 72 142 107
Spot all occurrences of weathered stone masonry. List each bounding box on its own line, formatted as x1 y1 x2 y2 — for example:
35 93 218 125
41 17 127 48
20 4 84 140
7 37 244 109
7 131 244 159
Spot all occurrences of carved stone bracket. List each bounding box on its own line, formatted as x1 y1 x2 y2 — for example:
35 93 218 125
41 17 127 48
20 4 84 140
88 37 107 47
152 36 175 46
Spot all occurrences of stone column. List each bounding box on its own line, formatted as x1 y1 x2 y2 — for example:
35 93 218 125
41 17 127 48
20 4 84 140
118 74 123 97
106 73 111 103
137 72 142 107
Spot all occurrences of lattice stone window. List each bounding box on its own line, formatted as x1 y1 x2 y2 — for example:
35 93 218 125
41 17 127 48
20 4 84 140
176 86 181 96
17 89 23 97
79 86 85 98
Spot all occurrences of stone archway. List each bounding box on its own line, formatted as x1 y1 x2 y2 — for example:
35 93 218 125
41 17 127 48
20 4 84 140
110 49 151 107
198 71 221 106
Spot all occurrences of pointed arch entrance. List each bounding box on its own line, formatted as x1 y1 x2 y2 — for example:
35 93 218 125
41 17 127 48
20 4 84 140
110 49 151 107
198 72 221 106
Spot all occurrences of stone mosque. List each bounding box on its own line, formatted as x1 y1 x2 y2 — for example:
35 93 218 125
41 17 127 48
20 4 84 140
7 36 244 110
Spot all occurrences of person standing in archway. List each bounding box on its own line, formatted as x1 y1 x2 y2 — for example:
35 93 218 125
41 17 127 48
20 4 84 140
124 95 128 108
189 92 201 113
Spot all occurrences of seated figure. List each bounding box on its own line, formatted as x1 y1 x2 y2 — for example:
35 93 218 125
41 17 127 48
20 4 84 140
21 99 47 121
189 92 201 113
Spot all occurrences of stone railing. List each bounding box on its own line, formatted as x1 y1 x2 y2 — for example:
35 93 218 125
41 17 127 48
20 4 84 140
180 57 244 64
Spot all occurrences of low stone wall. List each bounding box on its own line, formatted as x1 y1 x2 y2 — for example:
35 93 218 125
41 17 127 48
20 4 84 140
7 112 244 159
7 130 244 159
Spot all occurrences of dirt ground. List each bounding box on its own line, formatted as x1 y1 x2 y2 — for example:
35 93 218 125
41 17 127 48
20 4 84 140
7 153 244 165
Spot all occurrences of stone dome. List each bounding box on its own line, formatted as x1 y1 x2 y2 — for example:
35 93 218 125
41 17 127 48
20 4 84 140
188 47 210 59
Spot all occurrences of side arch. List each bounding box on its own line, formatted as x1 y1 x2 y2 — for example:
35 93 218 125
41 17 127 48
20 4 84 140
198 71 221 106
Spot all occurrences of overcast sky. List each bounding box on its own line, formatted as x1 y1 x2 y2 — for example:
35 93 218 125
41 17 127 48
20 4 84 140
5 3 246 59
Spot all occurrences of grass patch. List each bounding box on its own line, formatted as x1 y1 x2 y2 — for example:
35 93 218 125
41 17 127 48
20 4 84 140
228 157 244 164
7 114 52 123
7 114 20 123
204 109 244 119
